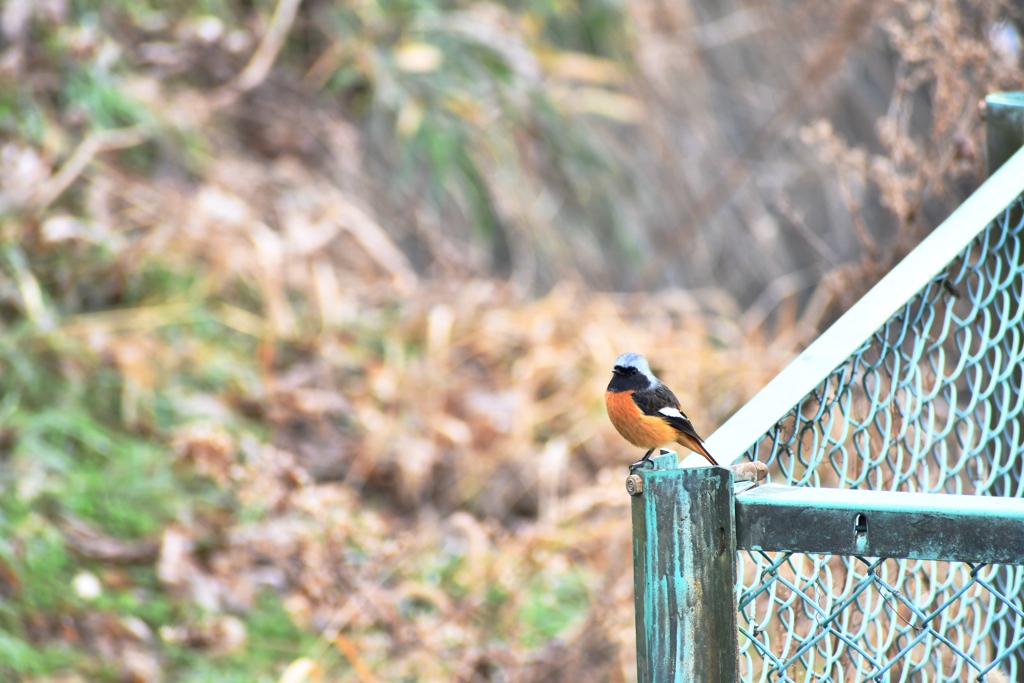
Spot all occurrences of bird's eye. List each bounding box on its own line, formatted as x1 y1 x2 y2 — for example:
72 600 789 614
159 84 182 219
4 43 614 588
627 367 638 375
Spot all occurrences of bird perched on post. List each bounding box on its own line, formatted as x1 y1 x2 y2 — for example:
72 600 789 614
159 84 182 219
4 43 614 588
605 352 718 472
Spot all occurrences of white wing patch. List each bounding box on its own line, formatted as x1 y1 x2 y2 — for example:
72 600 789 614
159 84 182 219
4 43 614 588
658 406 684 419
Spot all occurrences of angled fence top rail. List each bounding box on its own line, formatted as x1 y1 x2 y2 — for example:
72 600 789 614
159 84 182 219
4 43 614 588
702 146 1024 465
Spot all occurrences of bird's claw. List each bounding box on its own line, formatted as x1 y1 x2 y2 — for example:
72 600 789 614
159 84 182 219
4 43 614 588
628 459 656 475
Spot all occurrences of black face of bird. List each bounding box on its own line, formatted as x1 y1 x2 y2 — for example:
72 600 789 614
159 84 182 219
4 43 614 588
607 365 649 392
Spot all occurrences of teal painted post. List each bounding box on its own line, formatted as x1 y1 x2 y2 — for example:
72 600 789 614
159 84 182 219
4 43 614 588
629 453 738 682
985 92 1024 176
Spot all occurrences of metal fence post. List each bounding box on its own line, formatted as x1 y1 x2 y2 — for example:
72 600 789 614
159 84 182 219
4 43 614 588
985 92 1024 176
628 453 738 682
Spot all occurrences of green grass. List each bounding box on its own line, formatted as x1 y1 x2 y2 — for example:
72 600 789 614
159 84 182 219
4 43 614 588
10 524 76 613
164 591 317 682
518 568 591 647
0 631 80 677
94 568 176 627
0 362 304 679
0 250 296 679
244 591 319 669
62 67 156 132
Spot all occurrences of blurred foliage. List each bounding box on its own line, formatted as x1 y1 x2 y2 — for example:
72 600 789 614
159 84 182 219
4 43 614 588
4 0 642 284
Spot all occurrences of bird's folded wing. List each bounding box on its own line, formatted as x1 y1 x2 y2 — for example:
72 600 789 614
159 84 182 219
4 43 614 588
655 406 706 444
632 384 708 444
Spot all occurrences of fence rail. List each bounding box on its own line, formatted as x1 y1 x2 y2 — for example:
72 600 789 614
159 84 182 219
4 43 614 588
736 484 1024 565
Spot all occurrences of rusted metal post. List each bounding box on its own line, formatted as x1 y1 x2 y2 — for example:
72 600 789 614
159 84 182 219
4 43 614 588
629 452 738 682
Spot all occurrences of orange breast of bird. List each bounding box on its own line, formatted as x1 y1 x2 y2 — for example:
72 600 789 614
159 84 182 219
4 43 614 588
605 390 678 448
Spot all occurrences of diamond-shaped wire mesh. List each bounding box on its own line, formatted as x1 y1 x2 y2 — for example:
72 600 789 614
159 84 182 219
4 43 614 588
735 195 1024 682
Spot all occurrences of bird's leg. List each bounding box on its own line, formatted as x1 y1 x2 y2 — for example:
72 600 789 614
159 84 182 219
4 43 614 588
629 448 657 474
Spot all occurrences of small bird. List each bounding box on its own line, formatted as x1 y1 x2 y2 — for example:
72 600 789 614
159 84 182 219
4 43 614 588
605 352 718 472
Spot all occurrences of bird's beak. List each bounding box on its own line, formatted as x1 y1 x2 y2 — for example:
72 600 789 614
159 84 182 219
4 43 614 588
611 367 624 376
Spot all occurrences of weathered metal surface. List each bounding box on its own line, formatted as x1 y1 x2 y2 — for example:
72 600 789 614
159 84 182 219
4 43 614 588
736 484 1024 564
986 92 1024 176
631 453 737 682
700 144 1024 466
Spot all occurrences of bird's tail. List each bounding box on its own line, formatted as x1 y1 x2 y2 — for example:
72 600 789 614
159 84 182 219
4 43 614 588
676 434 720 467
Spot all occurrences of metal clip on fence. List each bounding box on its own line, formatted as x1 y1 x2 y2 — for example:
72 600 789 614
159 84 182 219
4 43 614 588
629 92 1024 683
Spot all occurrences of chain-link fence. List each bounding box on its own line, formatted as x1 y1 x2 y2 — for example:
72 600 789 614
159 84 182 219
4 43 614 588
734 194 1024 681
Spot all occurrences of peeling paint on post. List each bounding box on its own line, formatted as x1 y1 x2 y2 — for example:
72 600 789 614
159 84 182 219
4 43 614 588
630 452 738 682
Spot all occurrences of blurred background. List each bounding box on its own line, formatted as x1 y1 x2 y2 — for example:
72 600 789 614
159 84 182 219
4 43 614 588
0 0 1022 680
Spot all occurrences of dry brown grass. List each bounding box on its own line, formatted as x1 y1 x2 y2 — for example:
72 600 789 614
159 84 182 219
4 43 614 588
149 263 797 680
3 114 799 679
